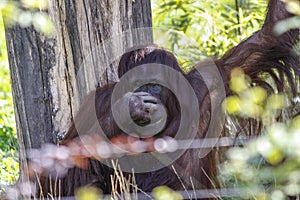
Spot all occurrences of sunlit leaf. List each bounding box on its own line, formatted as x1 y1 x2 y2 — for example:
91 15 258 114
266 123 289 151
242 86 267 105
152 186 183 200
254 193 270 200
222 95 241 114
285 0 300 15
17 11 32 27
21 0 48 10
266 94 288 110
274 16 300 35
229 68 250 93
32 12 54 35
289 114 300 131
271 190 286 200
0 2 20 26
256 137 283 165
241 100 263 118
75 186 101 200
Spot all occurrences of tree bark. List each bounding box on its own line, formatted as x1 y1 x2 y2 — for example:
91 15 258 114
5 0 152 183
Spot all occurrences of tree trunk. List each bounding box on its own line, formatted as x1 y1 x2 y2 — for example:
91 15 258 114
5 0 152 184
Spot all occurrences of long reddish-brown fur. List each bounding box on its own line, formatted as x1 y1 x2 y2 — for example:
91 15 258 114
39 0 299 198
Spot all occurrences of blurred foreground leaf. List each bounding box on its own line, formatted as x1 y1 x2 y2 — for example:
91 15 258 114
75 186 102 200
152 186 183 200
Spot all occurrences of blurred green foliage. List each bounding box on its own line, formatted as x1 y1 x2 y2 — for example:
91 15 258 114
222 70 300 199
222 111 300 199
223 68 289 124
0 16 19 193
73 185 183 200
75 186 102 200
0 0 298 199
0 0 53 35
152 0 267 70
152 186 183 200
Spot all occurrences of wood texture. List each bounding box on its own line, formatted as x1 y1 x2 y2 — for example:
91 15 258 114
5 0 152 181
